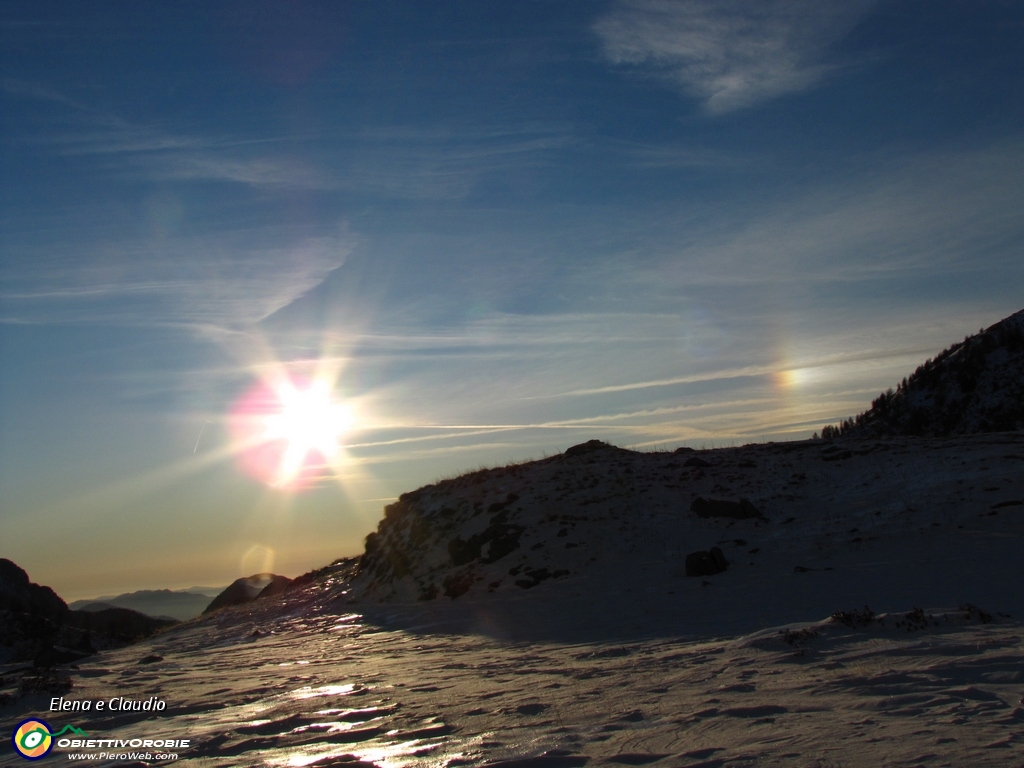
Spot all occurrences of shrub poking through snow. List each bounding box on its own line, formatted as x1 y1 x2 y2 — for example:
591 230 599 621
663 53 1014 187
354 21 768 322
829 606 877 628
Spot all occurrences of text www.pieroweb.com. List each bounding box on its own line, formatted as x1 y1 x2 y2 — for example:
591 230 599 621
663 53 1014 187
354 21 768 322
64 753 178 761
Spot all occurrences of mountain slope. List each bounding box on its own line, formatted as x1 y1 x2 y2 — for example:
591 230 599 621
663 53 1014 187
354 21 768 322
823 308 1024 437
203 573 292 614
350 434 1024 611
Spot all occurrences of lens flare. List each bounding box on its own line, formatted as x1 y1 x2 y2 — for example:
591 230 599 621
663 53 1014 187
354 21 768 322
240 544 276 574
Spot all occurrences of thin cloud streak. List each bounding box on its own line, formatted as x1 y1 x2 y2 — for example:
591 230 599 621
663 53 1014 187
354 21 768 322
4 79 338 190
345 426 606 451
542 346 935 399
2 230 353 328
354 441 533 465
5 79 570 196
347 398 783 451
551 365 775 398
334 133 569 201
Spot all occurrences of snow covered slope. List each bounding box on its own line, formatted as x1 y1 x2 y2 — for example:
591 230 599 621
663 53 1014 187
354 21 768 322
349 432 1024 643
3 434 1022 765
825 308 1024 437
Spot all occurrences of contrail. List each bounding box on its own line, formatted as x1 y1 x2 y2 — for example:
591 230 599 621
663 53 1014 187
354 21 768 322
193 420 213 454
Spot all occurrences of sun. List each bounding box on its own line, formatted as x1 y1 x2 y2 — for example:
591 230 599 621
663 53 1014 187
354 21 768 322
263 380 352 478
230 375 354 489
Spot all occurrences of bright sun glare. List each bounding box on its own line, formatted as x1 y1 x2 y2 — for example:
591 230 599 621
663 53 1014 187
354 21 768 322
263 380 352 478
230 374 354 490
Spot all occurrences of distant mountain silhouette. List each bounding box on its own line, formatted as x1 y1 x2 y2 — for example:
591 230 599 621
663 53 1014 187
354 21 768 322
74 601 120 612
70 588 216 621
203 573 292 614
74 602 177 622
821 309 1024 438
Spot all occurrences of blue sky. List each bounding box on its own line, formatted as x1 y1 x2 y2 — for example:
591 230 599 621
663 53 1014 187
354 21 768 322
2 1 1023 599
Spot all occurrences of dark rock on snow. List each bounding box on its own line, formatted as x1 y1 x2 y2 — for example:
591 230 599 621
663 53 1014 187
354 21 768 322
685 547 730 577
447 512 524 567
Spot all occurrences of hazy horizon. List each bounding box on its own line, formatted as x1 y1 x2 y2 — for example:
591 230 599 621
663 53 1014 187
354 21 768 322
3 1 1023 601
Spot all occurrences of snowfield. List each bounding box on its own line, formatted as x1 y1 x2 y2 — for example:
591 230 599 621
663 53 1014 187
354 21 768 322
3 433 1024 766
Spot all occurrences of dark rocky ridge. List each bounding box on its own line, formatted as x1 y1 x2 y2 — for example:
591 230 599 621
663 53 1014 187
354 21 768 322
353 439 779 602
360 442 598 595
0 559 175 666
203 573 293 614
0 558 67 624
350 431 1024 606
822 308 1024 438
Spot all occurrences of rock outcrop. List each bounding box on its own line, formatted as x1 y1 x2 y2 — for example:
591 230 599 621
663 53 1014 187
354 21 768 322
0 558 68 624
0 559 175 665
351 438 779 602
203 573 292 613
685 547 730 577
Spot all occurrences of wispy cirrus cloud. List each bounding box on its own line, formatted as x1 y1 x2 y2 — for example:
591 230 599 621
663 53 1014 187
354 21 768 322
149 152 336 190
593 0 876 113
5 78 569 197
1 228 353 328
649 141 1024 287
3 78 336 190
335 132 566 200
